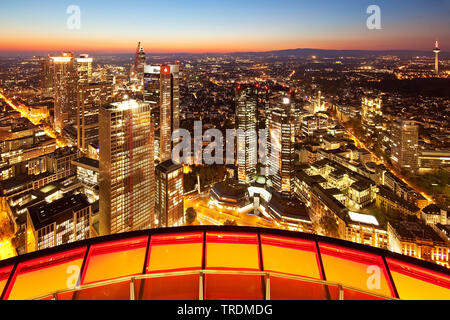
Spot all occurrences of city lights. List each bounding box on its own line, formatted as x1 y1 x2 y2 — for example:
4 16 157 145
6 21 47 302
0 0 448 304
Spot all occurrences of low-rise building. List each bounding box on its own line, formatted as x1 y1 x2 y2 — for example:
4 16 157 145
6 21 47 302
26 193 92 253
388 220 449 268
376 186 420 217
345 211 388 249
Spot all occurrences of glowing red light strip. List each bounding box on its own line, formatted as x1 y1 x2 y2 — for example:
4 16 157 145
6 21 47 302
14 247 87 275
319 243 382 265
150 233 203 246
260 235 316 252
87 236 148 256
147 267 202 274
0 266 13 282
206 232 259 245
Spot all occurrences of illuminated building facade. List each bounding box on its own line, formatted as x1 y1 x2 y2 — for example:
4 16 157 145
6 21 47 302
361 96 382 135
26 193 91 253
155 160 184 227
1 226 449 300
76 54 93 84
269 96 295 198
144 64 180 162
98 100 155 235
51 53 78 133
40 58 53 92
418 150 450 173
345 211 388 249
390 119 419 174
236 85 257 184
72 157 99 203
131 43 146 86
76 82 113 156
388 220 449 268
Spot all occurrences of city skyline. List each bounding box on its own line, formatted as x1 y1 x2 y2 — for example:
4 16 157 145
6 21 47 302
0 0 449 303
1 0 450 54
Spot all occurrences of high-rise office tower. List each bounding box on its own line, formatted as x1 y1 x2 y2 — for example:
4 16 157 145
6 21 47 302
40 57 54 91
155 160 184 228
269 95 295 198
144 64 180 162
361 96 382 134
433 41 441 75
98 100 155 235
76 54 93 84
236 85 258 184
391 119 419 174
51 52 78 133
77 82 113 155
131 42 146 85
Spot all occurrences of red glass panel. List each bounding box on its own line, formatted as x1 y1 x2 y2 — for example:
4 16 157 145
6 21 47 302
135 274 200 300
72 280 131 300
147 233 203 273
269 276 329 300
5 247 87 300
261 235 322 279
386 258 450 300
205 232 260 271
319 243 395 298
81 236 148 285
205 274 263 300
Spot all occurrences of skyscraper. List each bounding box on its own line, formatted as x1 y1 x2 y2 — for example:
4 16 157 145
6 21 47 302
77 82 113 156
98 100 155 235
40 57 54 92
76 54 93 84
144 64 180 162
51 52 78 133
269 95 295 198
155 160 184 228
433 40 441 75
131 42 146 86
361 96 382 135
391 119 419 174
236 85 257 184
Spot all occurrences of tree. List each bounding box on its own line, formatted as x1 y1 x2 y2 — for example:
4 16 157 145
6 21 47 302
223 219 238 226
320 214 339 238
185 207 197 225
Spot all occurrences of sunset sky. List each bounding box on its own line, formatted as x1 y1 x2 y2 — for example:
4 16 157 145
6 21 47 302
1 0 449 54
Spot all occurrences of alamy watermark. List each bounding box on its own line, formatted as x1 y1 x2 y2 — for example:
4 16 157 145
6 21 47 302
171 122 279 177
67 5 81 30
367 5 382 30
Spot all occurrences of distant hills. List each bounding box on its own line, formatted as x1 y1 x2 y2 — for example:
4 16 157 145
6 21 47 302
1 48 448 59
229 48 450 59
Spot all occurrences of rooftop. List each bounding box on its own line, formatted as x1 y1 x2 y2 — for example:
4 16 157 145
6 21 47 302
28 193 90 230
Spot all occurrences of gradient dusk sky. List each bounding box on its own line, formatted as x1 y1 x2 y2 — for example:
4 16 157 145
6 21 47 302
1 0 449 54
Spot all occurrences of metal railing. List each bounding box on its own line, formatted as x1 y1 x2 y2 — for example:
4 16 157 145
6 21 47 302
31 269 397 301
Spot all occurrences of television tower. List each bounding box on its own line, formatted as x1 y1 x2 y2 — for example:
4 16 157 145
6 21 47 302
433 40 440 75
